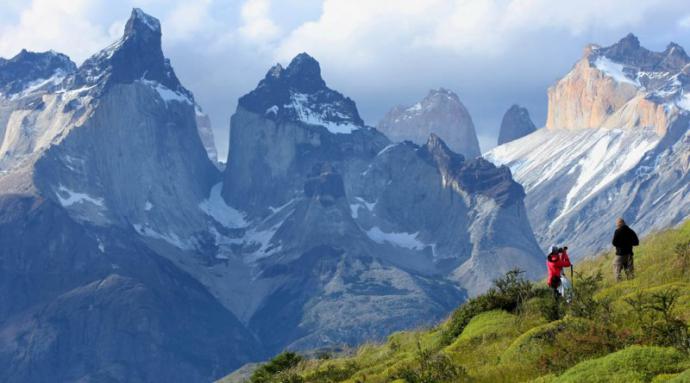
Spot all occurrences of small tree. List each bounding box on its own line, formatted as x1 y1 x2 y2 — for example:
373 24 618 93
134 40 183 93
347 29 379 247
569 272 603 320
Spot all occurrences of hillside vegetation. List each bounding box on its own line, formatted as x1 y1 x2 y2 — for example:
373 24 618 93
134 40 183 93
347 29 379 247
222 220 690 383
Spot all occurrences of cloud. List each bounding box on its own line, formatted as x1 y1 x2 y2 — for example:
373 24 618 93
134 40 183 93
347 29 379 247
678 13 690 29
2 0 690 159
275 0 667 62
0 0 114 62
238 0 280 44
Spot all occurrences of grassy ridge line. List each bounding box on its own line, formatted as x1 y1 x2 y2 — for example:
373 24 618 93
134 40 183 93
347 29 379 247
222 220 690 383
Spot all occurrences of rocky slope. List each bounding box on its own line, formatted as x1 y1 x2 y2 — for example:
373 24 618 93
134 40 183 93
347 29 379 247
488 34 690 257
377 88 481 158
498 104 536 145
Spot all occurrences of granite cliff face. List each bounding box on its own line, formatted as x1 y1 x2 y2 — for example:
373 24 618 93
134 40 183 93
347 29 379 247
0 9 258 383
488 34 690 257
546 33 689 135
213 54 542 353
377 88 481 158
498 105 536 145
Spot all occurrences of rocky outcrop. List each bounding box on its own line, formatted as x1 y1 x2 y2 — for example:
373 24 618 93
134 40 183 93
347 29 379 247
195 106 219 164
498 105 536 145
377 88 481 158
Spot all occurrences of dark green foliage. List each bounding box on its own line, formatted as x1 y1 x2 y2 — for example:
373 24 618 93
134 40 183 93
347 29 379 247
532 286 564 322
251 352 304 383
625 289 690 351
306 362 359 383
394 342 468 383
569 272 603 319
442 269 533 344
675 240 690 275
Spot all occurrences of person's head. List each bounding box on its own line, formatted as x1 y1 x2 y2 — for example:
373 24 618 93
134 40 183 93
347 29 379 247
550 245 559 254
616 218 626 228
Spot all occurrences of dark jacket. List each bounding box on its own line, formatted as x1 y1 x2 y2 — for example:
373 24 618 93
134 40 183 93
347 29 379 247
612 225 639 255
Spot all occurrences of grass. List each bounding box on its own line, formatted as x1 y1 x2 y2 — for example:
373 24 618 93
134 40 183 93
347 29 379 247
221 220 690 383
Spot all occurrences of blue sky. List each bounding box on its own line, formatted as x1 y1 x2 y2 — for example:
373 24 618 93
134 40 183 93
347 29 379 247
2 0 690 159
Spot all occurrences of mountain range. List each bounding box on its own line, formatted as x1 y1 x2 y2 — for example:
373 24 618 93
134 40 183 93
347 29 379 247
0 9 543 382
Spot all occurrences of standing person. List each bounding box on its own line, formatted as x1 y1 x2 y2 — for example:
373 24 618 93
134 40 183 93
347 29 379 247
547 246 572 298
612 218 639 281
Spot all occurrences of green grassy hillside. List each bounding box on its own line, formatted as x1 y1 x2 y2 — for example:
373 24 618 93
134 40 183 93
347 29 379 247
223 220 690 383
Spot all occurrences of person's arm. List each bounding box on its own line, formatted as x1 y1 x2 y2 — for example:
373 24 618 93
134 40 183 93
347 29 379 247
632 229 639 246
612 229 621 247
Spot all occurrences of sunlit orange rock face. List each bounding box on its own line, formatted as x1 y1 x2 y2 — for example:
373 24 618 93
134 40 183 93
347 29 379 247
545 35 690 137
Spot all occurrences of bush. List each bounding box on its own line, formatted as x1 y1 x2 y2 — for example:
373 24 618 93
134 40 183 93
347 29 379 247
675 241 690 276
625 289 690 351
393 342 468 383
501 317 621 374
304 361 359 383
556 346 687 383
569 272 603 320
251 352 304 383
442 269 533 344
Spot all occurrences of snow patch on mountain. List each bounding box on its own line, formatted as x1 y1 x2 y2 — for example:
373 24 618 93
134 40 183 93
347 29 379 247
366 227 425 250
286 92 360 134
56 185 104 207
140 79 192 106
133 223 194 250
593 56 640 86
200 183 247 228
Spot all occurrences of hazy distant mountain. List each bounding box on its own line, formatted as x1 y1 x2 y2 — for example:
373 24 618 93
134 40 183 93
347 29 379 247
377 88 481 158
488 33 690 256
498 104 536 145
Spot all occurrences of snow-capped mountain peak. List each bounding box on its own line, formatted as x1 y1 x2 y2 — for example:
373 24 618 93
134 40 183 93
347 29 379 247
0 49 76 96
74 8 189 100
238 52 364 133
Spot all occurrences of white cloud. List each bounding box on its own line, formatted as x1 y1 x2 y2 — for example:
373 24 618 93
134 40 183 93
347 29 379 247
678 14 690 29
0 0 114 62
275 0 667 62
239 0 280 44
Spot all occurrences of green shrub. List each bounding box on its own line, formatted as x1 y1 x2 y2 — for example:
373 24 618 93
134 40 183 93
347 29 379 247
304 361 358 383
393 342 468 383
625 289 690 350
251 352 304 383
569 272 603 319
556 345 687 383
442 269 533 344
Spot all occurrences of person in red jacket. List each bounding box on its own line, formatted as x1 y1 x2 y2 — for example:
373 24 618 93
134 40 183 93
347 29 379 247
546 246 571 298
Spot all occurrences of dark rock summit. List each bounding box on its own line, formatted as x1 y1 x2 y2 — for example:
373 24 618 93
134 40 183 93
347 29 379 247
75 8 190 98
0 49 76 95
498 104 537 145
238 52 363 128
593 33 690 73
